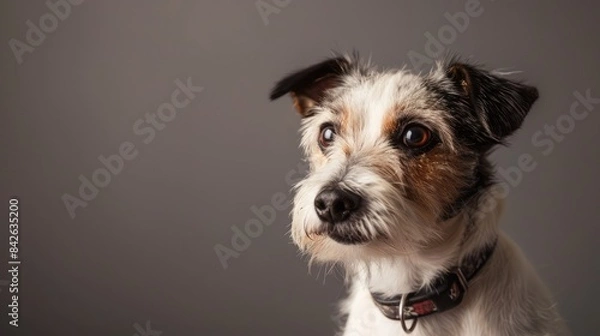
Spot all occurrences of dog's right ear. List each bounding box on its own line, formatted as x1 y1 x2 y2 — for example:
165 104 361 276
269 57 350 117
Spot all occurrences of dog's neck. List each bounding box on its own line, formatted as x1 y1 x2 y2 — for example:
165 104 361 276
350 191 502 297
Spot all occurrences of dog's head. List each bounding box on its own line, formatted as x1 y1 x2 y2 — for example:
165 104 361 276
270 56 537 263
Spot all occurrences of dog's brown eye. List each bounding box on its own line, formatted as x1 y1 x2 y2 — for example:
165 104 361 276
319 124 336 149
402 125 432 149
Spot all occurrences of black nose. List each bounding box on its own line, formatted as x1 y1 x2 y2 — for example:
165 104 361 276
314 188 362 223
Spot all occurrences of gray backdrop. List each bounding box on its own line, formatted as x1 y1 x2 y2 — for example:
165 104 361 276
1 1 599 335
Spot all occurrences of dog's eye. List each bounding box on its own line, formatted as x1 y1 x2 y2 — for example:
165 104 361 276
401 124 433 149
319 124 336 150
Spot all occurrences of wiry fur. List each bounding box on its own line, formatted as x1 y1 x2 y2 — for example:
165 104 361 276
270 55 570 335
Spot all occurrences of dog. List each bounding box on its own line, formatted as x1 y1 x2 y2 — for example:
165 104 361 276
269 55 570 336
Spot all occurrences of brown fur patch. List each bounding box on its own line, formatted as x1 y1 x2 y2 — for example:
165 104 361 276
382 104 405 136
336 104 352 134
401 148 472 216
341 143 351 156
291 93 315 117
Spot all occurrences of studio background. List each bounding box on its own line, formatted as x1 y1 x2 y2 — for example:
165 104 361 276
1 1 599 335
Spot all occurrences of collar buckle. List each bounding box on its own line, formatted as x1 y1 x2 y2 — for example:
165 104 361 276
399 293 418 333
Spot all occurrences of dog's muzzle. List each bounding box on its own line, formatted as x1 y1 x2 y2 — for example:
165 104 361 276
313 187 369 244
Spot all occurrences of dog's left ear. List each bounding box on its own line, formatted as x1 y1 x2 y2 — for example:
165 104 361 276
270 57 350 117
445 62 539 144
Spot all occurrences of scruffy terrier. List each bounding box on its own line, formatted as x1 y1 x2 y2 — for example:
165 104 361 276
270 55 570 335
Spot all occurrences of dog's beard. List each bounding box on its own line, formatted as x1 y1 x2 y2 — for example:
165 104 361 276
291 165 444 263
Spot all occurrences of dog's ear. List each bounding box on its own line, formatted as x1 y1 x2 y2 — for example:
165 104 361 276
270 57 350 117
445 62 539 144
